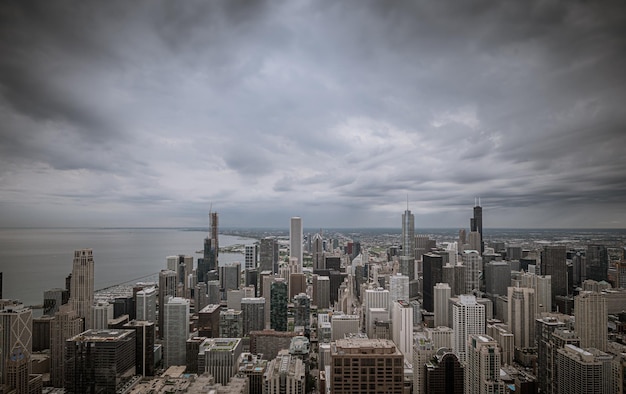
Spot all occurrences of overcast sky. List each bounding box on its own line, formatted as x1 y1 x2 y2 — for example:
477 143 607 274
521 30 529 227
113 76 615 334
1 1 625 229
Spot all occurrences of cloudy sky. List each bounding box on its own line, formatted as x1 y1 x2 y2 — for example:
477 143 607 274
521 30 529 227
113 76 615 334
1 1 625 229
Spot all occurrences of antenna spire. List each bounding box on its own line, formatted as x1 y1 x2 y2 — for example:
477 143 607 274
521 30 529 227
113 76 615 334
407 194 409 210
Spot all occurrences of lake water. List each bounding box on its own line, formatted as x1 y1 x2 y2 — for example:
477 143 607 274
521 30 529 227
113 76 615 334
0 228 257 306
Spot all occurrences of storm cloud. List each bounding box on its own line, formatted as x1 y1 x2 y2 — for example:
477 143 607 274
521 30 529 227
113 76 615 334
1 0 625 228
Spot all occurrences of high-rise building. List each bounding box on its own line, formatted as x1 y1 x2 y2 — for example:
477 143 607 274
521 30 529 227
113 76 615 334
290 217 303 271
123 320 155 377
520 272 552 315
194 282 208 313
391 300 413 363
293 293 311 329
50 304 82 387
424 349 464 394
219 309 243 338
508 286 536 349
241 297 265 336
434 283 451 327
413 335 436 394
586 244 609 282
484 261 511 297
263 350 305 394
163 297 189 367
423 253 443 311
69 248 94 329
0 303 32 391
541 245 568 306
312 232 325 270
462 250 482 294
487 323 514 366
136 286 157 323
158 269 177 339
92 301 113 329
470 200 483 253
330 338 404 393
198 338 242 385
331 314 360 341
575 291 607 351
238 352 268 394
197 304 221 338
389 273 409 303
245 244 258 271
556 344 614 394
465 334 503 393
65 329 136 393
259 237 279 274
315 276 331 309
400 207 416 280
43 288 66 316
452 295 485 364
270 279 288 331
219 262 241 294
536 314 578 394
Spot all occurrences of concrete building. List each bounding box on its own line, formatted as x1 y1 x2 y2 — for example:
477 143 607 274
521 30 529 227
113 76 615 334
536 314 578 394
290 217 303 271
263 350 305 394
520 272 552 315
465 335 504 394
391 300 413 363
50 304 83 388
92 301 113 330
259 237 279 275
69 248 95 329
65 329 136 393
462 250 482 294
315 276 331 309
556 344 614 394
198 304 221 338
424 326 454 350
219 309 243 338
487 323 514 366
241 297 265 336
508 286 536 349
575 291 607 351
434 283 451 328
390 273 410 304
330 338 404 393
163 297 190 367
237 352 267 394
0 302 33 391
452 295 485 364
249 329 298 361
136 286 157 323
158 269 177 339
331 314 360 341
413 335 436 394
198 338 243 385
245 244 258 271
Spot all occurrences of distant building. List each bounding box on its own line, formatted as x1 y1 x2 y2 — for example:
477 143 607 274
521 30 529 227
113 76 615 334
452 295 485 364
0 302 33 392
197 338 243 385
270 279 288 331
163 297 189 367
575 291 607 351
541 245 568 306
136 286 157 323
70 249 94 329
290 217 303 272
241 297 265 336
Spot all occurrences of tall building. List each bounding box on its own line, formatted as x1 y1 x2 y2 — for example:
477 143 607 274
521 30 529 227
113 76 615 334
391 300 413 363
536 314 578 394
541 245 568 306
194 282 208 313
556 344 614 394
263 350 305 394
0 303 32 391
315 276 331 309
331 314 360 341
219 262 241 294
465 334 504 394
241 297 265 336
69 248 94 329
65 329 136 394
452 295 485 364
422 253 443 311
293 293 311 329
508 286 536 349
463 250 482 294
43 288 66 316
259 237 279 274
389 273 409 303
434 283 451 327
330 338 404 393
158 269 177 339
122 320 156 377
136 286 157 323
245 244 257 271
163 297 190 367
290 217 303 270
198 338 243 385
50 304 82 388
312 232 325 270
520 272 552 315
92 301 113 329
413 336 436 394
400 207 416 280
484 261 511 297
470 200 483 253
270 279 288 331
586 244 609 282
219 309 243 338
575 291 607 351
424 349 464 394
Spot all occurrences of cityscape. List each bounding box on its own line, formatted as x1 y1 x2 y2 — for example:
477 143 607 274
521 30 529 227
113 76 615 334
1 204 626 393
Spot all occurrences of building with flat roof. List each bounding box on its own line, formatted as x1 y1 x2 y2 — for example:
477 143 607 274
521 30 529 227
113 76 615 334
263 350 305 394
198 338 242 385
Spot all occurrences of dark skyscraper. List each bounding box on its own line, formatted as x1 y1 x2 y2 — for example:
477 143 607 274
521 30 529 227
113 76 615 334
199 212 219 282
470 199 483 253
270 279 288 331
260 237 279 274
401 205 416 280
586 244 609 282
541 245 568 307
423 253 443 312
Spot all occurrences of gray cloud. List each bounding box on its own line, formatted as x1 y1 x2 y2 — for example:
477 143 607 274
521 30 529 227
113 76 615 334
1 0 625 229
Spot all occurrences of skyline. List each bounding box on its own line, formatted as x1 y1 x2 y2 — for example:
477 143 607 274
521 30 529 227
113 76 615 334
1 1 626 229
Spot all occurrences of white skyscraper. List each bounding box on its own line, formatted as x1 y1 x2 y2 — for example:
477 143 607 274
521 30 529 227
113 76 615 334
391 300 414 363
163 297 190 367
462 250 482 294
70 248 95 329
389 273 409 303
92 301 113 330
434 283 451 328
508 286 536 349
290 217 303 271
452 295 485 364
575 291 608 352
136 286 157 323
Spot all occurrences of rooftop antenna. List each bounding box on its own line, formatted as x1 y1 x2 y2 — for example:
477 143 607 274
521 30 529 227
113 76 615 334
478 196 481 206
208 202 213 236
407 194 409 210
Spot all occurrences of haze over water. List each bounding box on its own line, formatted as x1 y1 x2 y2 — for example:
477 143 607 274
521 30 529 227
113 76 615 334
0 228 256 306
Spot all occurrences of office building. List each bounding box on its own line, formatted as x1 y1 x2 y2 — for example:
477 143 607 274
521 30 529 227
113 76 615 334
389 273 409 303
520 272 552 315
263 350 305 394
43 288 66 316
92 301 113 329
136 286 157 323
312 232 325 270
290 217 303 271
219 309 243 338
575 291 607 351
194 282 208 313
241 297 265 336
163 297 190 367
463 250 482 294
237 353 268 394
330 338 404 393
487 323 514 366
289 272 306 300
391 300 413 362
315 276 331 309
423 253 443 311
424 326 454 350
0 303 32 391
541 245 568 306
470 200 483 253
69 248 94 329
400 207 416 280
331 314 360 341
424 349 464 394
245 244 257 271
484 261 511 296
49 304 83 388
508 286 536 349
198 304 221 338
586 244 609 282
123 320 156 376
442 263 466 297
220 262 241 294
33 315 53 352
556 344 614 394
293 293 311 329
198 338 243 385
465 335 504 393
158 269 177 339
434 283 451 328
270 279 288 331
452 295 485 364
259 237 279 274
65 329 136 393
536 314 578 394
413 335 436 394
249 329 298 361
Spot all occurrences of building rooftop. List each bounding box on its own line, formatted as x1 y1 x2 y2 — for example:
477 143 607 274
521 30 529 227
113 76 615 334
199 338 241 353
69 329 133 342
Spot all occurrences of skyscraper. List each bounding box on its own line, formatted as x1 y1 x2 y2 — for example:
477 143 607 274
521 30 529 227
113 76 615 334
422 253 443 312
270 279 288 331
462 250 482 294
158 269 177 339
263 350 306 394
50 304 83 388
290 217 303 270
586 244 609 282
452 295 485 364
136 286 157 323
241 297 265 336
465 334 504 393
391 300 413 363
400 206 415 279
508 286 536 349
470 199 483 253
69 248 94 329
259 237 279 274
163 297 190 367
424 349 464 394
245 244 257 270
0 303 32 391
541 245 568 306
312 232 324 270
219 262 241 295
434 283 451 328
574 291 607 351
